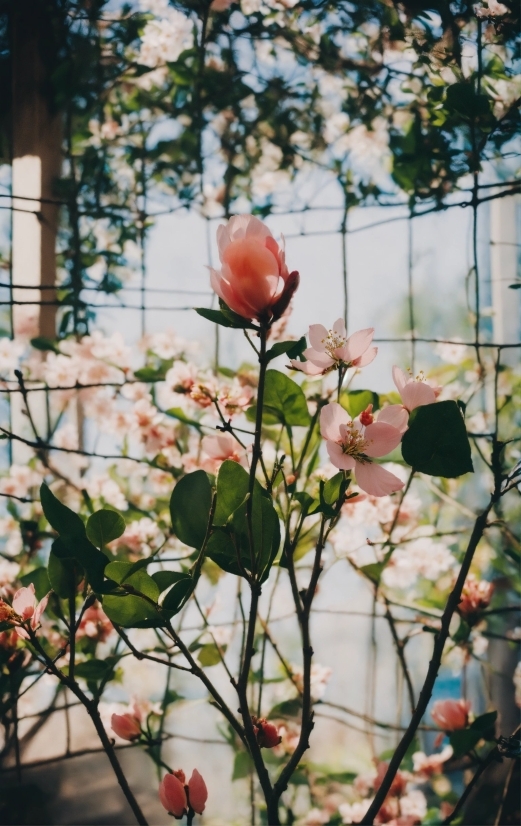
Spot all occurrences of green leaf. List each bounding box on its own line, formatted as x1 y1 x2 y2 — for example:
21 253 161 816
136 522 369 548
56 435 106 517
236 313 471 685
161 574 194 613
73 659 114 682
104 562 160 601
164 407 202 431
169 470 212 548
340 389 379 418
30 336 59 353
261 370 311 427
133 366 167 381
359 562 386 585
47 548 77 599
232 751 254 781
322 472 346 507
102 593 163 628
197 643 222 667
401 400 473 478
49 531 107 593
268 697 302 719
18 568 50 601
214 460 249 527
86 510 126 548
449 728 483 758
195 306 255 330
266 337 307 363
40 483 85 540
445 83 492 121
471 710 497 739
152 570 189 593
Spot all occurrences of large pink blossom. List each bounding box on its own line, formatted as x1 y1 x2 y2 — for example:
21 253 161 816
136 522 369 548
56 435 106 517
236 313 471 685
320 403 404 497
431 699 471 731
11 583 49 639
201 432 246 471
290 319 377 376
210 215 299 321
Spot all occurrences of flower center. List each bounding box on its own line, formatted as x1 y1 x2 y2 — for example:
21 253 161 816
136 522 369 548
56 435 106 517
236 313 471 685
338 423 371 462
322 328 347 360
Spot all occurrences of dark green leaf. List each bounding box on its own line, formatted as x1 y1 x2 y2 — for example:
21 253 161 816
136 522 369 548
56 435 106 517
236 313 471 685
401 401 473 477
30 337 59 353
471 710 497 739
152 570 188 593
169 470 212 548
86 510 126 548
73 659 113 682
266 337 307 363
268 697 302 719
40 483 85 540
47 549 77 599
104 562 160 601
161 574 194 613
102 593 163 628
164 407 202 431
449 728 483 758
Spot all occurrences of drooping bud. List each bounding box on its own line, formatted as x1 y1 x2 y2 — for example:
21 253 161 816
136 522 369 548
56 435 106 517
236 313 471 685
187 769 208 815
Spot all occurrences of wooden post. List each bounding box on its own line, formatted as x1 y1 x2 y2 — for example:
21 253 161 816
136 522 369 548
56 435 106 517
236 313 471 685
490 193 520 362
10 0 62 460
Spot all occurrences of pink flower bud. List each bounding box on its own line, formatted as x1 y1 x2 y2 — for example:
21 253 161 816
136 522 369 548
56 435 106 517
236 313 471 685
159 772 188 818
188 769 208 815
210 215 299 322
431 699 471 731
359 404 374 427
111 713 141 741
457 577 493 623
253 717 282 749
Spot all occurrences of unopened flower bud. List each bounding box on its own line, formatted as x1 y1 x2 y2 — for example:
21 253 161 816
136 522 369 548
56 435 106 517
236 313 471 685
111 712 142 741
253 716 282 748
359 404 374 426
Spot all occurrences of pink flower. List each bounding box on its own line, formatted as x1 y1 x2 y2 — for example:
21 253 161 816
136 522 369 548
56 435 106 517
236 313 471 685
210 215 299 322
431 699 471 731
77 601 113 643
159 769 208 817
457 576 493 622
210 0 234 9
252 717 282 748
290 319 377 376
412 745 453 778
111 712 142 741
11 584 49 639
392 366 441 412
320 403 404 497
201 432 246 470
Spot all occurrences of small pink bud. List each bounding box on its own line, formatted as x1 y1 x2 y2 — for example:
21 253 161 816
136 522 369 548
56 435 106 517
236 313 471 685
359 404 374 427
431 699 471 731
188 769 208 815
457 577 493 623
254 717 282 749
159 773 188 818
111 713 142 741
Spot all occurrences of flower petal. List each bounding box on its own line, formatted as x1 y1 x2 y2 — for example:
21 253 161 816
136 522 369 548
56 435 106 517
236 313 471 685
304 349 335 369
332 318 346 336
159 774 187 817
308 324 329 352
353 346 378 368
320 402 350 441
188 769 208 815
377 405 409 434
363 422 403 457
392 365 408 394
354 462 404 497
401 381 436 411
12 584 36 617
289 359 324 376
326 441 355 470
338 328 374 364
